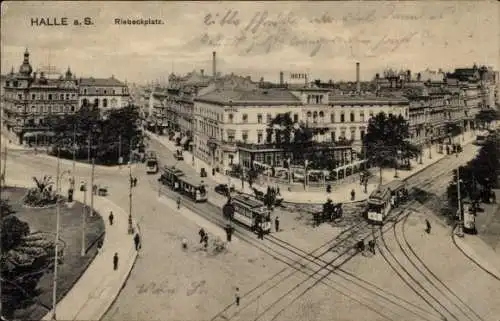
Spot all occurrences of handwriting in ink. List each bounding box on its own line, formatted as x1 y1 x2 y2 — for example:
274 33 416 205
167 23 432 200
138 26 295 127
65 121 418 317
204 10 241 27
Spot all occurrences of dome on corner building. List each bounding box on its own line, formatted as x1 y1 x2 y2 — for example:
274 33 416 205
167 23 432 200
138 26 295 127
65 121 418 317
18 48 33 76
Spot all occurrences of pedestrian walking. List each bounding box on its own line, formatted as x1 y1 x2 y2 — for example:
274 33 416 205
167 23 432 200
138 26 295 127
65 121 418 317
97 239 103 254
109 211 114 226
199 228 206 243
203 234 209 249
351 189 356 201
275 216 280 232
113 252 119 271
181 238 188 250
177 197 181 209
368 240 375 255
235 287 240 306
225 224 233 242
134 233 141 251
133 177 138 187
425 219 431 234
258 224 264 240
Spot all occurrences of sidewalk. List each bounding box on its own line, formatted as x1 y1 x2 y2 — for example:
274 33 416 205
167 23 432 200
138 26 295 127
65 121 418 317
0 133 138 173
146 130 477 204
4 177 138 321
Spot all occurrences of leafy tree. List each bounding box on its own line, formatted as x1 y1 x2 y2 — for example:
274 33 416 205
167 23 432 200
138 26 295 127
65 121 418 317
1 199 62 319
24 176 57 207
48 105 142 165
363 112 416 183
470 138 499 188
475 109 498 129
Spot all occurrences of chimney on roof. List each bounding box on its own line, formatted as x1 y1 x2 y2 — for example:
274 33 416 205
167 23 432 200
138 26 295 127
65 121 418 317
279 71 284 86
200 69 204 77
212 51 217 79
356 62 360 93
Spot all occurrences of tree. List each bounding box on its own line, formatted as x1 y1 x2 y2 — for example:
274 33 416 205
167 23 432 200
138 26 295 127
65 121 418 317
470 138 499 188
1 199 62 319
475 109 498 129
24 176 57 207
363 112 416 183
48 105 142 165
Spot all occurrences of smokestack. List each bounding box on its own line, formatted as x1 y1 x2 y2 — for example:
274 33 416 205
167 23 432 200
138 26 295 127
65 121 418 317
356 62 360 93
279 71 284 86
200 69 204 77
212 51 216 79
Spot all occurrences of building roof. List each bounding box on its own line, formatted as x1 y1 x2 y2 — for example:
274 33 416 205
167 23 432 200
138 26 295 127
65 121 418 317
328 94 409 105
195 88 302 106
79 77 126 87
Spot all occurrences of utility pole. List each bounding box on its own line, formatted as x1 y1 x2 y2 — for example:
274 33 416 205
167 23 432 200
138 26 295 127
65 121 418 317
128 139 134 235
87 131 91 164
456 166 464 236
51 148 61 320
90 158 95 217
81 180 87 256
72 125 76 190
118 135 122 167
1 145 7 188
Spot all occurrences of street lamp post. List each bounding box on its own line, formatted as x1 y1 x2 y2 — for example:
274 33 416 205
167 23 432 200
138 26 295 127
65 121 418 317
51 148 61 320
90 157 95 217
72 125 76 190
128 138 135 235
80 181 87 256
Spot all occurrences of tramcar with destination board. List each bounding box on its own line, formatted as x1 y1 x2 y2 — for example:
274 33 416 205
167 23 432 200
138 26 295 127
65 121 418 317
177 175 208 202
159 166 185 189
231 195 271 233
366 180 407 224
145 152 159 174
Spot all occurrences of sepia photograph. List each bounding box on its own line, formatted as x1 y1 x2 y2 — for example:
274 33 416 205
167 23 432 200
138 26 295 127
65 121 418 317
1 1 499 321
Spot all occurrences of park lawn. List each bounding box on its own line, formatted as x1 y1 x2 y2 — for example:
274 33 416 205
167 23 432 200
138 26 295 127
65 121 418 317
2 186 105 321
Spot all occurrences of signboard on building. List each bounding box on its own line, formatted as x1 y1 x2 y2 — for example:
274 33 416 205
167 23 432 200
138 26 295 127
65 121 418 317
287 72 309 84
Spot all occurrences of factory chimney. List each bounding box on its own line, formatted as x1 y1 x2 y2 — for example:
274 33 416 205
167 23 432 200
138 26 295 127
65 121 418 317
356 62 361 93
200 69 204 77
212 51 217 79
279 71 284 86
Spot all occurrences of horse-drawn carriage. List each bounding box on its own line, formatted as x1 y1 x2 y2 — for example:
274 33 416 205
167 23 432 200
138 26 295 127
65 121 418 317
313 200 343 226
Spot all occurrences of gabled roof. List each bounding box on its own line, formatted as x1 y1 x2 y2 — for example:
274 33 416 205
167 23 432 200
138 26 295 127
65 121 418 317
79 77 126 87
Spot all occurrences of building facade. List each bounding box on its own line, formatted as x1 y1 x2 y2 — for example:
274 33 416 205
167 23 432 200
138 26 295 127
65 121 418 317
78 76 130 110
2 49 79 144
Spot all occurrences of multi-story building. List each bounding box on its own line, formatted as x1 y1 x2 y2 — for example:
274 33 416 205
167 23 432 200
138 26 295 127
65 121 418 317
193 63 410 171
77 76 130 110
2 49 79 144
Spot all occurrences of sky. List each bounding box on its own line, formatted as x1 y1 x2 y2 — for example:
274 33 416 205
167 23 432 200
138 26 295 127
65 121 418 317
1 1 499 85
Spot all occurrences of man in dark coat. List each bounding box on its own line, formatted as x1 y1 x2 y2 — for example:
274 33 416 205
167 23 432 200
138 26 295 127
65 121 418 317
225 224 233 242
109 211 114 226
425 219 431 234
199 228 206 243
113 252 119 270
134 233 141 251
274 216 280 232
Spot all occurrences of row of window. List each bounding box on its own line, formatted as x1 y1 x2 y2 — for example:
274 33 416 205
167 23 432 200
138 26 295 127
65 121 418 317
81 87 128 95
81 98 118 108
16 105 76 114
11 92 77 101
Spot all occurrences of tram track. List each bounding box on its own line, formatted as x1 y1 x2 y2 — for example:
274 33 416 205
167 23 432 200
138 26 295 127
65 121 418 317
397 214 485 321
149 144 480 321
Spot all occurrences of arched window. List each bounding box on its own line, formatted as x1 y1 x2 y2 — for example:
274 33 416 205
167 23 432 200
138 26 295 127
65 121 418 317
306 111 312 118
313 111 318 118
82 98 89 107
319 111 324 118
350 112 355 122
103 98 108 108
94 98 99 107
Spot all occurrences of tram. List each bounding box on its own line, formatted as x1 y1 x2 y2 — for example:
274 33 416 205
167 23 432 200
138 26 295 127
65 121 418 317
145 154 159 174
159 166 185 189
177 175 208 202
366 180 407 224
231 195 271 233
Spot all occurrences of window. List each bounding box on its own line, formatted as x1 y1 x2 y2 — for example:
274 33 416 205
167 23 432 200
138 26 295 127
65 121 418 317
341 130 346 139
48 106 52 113
228 113 234 123
351 129 356 140
94 98 99 107
71 105 75 112
331 131 336 142
104 90 107 95
330 113 335 123
227 130 235 142
350 112 355 122
293 113 299 122
103 99 108 108
242 131 248 142
267 113 272 123
83 89 87 95
319 111 324 118
360 111 365 122
340 113 345 122
48 94 52 100
242 114 248 123
31 106 36 113
360 129 365 140
257 131 263 143
17 106 22 113
18 94 22 100
31 94 36 100
257 114 263 124
369 111 374 118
